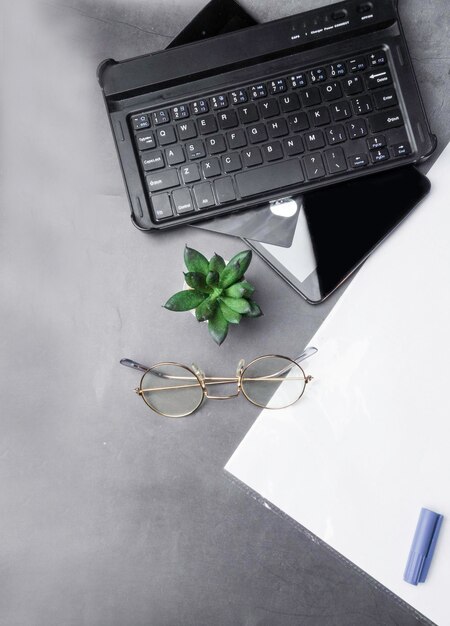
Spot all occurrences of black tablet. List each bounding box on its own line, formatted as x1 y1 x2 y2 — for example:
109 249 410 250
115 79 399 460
243 166 431 303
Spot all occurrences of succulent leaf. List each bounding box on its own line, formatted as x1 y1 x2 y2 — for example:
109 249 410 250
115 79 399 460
220 296 251 314
164 289 206 312
209 253 226 275
206 271 220 287
208 306 229 346
219 299 242 324
184 272 211 293
243 299 263 318
224 280 255 299
184 245 209 275
219 250 252 289
195 298 218 322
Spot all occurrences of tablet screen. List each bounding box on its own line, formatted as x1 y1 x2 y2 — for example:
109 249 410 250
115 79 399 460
245 167 430 303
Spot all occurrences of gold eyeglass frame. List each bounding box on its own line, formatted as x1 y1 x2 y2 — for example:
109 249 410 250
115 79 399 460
120 347 317 418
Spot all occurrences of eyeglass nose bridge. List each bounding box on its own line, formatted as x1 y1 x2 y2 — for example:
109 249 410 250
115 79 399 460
204 384 241 400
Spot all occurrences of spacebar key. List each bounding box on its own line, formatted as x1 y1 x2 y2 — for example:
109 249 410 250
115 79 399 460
236 160 304 198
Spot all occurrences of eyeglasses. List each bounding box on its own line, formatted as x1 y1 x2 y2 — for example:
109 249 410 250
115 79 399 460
120 347 317 418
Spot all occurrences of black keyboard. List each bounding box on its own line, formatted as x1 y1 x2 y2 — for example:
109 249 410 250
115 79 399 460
99 0 436 230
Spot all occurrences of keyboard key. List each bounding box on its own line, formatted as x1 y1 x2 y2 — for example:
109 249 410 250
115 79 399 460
152 193 173 220
343 76 363 95
218 110 239 130
165 145 185 166
181 163 201 184
141 150 164 171
238 104 259 124
300 87 321 107
367 135 386 150
289 73 307 89
371 147 390 163
309 68 326 83
321 82 343 101
366 68 392 89
193 182 216 209
242 147 263 167
349 56 366 72
230 89 248 104
135 130 156 151
303 153 326 179
172 188 194 214
146 169 179 192
227 129 247 150
331 101 351 121
280 93 300 113
250 84 268 99
152 110 170 125
192 100 209 115
172 105 189 120
198 114 218 135
177 120 197 141
259 99 280 119
222 153 242 173
267 118 289 138
214 177 236 203
283 135 304 156
326 125 346 144
269 78 287 94
247 124 268 144
206 135 227 154
310 106 330 127
236 160 304 197
288 112 310 132
211 95 228 110
352 95 373 115
186 139 206 160
262 141 284 161
368 51 387 67
328 62 346 78
347 119 368 139
373 88 398 110
392 141 411 157
201 157 221 178
324 147 347 173
305 129 325 150
368 108 403 133
132 114 150 130
157 126 176 146
349 153 369 168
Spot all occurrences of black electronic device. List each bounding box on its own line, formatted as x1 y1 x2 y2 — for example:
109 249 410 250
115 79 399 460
243 166 430 303
98 0 436 231
167 0 257 48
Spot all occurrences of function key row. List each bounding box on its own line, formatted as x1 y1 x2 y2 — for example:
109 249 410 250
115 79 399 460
131 49 388 129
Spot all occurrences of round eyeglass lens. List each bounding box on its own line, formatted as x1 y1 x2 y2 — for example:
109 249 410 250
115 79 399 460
241 356 306 409
140 363 204 417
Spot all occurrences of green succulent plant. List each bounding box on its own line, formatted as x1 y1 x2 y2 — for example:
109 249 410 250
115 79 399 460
163 245 263 345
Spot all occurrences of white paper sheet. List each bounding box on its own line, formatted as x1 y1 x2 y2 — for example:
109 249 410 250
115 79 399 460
226 144 450 626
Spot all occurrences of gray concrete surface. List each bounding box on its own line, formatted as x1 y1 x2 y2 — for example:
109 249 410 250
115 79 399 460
1 1 449 624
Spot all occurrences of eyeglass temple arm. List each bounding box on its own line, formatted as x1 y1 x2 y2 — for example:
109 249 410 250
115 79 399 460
120 347 318 375
294 346 318 364
120 358 150 373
